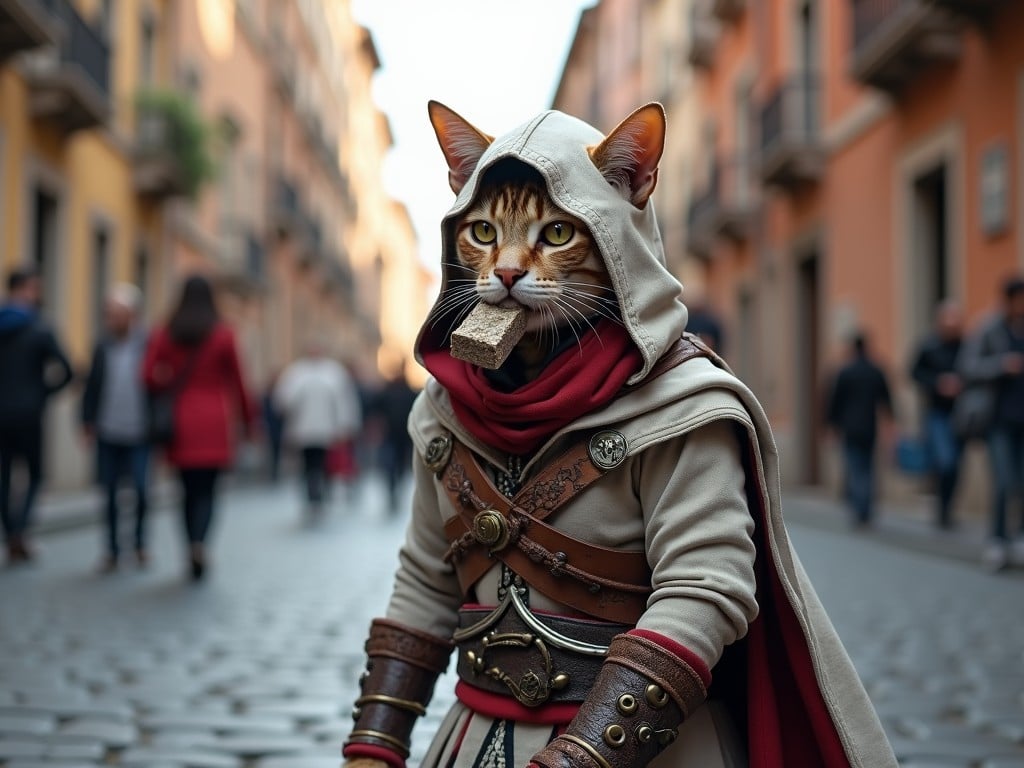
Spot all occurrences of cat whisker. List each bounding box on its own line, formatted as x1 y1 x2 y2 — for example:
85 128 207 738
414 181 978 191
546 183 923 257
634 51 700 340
561 288 624 325
431 290 480 317
552 297 604 349
549 300 585 354
437 299 478 339
543 305 560 350
428 290 479 330
443 261 478 274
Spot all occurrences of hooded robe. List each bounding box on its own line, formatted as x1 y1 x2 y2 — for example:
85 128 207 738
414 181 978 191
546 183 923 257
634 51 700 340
368 108 897 768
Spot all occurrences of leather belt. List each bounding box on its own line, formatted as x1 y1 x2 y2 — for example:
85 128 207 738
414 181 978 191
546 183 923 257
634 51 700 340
455 603 631 708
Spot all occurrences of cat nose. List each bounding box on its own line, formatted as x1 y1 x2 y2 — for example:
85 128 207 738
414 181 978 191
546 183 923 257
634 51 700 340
494 268 526 288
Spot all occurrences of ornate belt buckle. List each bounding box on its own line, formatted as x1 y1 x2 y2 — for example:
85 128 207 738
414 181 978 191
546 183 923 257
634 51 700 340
465 631 570 707
472 509 510 553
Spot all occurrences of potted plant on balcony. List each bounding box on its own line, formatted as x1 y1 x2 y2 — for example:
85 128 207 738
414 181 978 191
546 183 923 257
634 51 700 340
134 88 220 200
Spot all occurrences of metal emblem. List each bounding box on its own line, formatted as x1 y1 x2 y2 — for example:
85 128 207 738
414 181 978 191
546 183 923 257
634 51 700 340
467 631 571 707
472 509 510 552
423 432 453 473
588 430 627 470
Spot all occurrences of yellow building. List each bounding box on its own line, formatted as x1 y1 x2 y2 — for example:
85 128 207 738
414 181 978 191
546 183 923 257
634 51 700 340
1 0 426 492
1 0 170 489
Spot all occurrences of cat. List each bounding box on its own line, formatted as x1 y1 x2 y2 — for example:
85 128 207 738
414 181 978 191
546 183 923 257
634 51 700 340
428 102 665 378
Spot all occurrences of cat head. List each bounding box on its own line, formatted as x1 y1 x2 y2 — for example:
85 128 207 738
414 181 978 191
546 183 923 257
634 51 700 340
428 101 666 336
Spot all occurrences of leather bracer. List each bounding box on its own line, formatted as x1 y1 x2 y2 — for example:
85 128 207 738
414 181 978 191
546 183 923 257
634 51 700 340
343 618 453 763
530 633 708 768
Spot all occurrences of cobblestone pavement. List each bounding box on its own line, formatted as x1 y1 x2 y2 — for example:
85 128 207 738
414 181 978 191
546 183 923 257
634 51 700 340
0 477 1021 767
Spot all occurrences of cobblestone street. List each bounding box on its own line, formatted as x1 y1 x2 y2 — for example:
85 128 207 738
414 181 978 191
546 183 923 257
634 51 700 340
0 477 1022 767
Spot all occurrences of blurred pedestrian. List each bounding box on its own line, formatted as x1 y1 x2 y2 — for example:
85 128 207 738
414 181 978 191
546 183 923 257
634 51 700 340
274 336 361 520
0 267 73 565
684 289 725 354
369 360 419 511
826 332 894 527
81 284 152 572
910 300 964 529
143 275 253 581
261 367 285 483
958 275 1024 571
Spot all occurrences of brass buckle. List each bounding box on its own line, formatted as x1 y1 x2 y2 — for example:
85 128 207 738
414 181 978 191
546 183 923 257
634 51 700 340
472 508 510 553
465 631 570 707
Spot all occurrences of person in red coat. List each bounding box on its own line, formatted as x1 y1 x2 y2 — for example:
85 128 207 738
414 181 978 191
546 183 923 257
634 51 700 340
143 275 253 580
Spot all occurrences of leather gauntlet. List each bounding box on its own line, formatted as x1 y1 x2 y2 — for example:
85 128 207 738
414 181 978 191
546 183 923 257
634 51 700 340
530 633 708 768
343 618 453 763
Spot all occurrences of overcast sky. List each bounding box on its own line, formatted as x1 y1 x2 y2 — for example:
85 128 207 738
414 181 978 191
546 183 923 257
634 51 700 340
348 1 592 276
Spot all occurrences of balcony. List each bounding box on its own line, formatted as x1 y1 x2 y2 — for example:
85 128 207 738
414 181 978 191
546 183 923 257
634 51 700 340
928 0 1006 24
712 0 745 22
218 226 266 294
323 252 355 304
686 155 757 257
271 175 304 238
302 213 323 265
268 27 295 96
686 190 717 259
20 0 109 133
133 105 186 200
713 155 757 240
687 3 717 70
759 75 824 189
0 0 58 61
245 234 267 284
850 0 962 95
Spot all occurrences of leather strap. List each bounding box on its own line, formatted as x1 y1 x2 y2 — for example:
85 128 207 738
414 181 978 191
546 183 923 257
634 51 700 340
441 441 651 625
621 333 709 394
438 334 710 625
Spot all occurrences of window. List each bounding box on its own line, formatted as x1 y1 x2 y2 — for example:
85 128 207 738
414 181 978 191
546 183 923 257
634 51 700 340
92 225 110 340
140 13 156 86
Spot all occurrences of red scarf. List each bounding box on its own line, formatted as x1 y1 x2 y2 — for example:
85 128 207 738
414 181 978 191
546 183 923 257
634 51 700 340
422 320 642 455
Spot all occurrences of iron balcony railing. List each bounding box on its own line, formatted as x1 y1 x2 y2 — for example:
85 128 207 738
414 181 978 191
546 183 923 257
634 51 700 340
54 0 108 96
760 74 820 156
852 0 905 51
246 233 266 282
275 175 300 217
0 0 60 60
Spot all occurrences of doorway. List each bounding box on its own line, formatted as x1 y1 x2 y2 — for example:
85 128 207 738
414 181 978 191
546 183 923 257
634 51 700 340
796 251 821 485
91 224 110 341
30 187 60 321
911 164 949 340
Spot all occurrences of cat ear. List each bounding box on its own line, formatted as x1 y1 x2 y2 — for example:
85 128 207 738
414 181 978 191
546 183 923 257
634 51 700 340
427 101 494 195
589 103 666 208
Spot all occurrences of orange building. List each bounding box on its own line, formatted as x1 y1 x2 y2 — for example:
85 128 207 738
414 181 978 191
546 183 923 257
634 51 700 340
687 0 1024 506
556 1 1024 511
554 0 708 283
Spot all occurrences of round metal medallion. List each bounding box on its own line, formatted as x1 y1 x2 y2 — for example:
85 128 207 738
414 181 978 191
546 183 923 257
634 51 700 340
472 509 510 552
588 430 628 470
423 432 453 473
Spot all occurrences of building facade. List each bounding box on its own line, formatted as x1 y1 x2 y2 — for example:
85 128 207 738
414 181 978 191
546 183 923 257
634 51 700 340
553 0 714 305
554 1 1024 510
0 0 425 491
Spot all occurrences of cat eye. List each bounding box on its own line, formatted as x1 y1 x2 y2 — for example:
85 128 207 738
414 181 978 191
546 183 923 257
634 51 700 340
541 222 575 246
470 221 497 244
